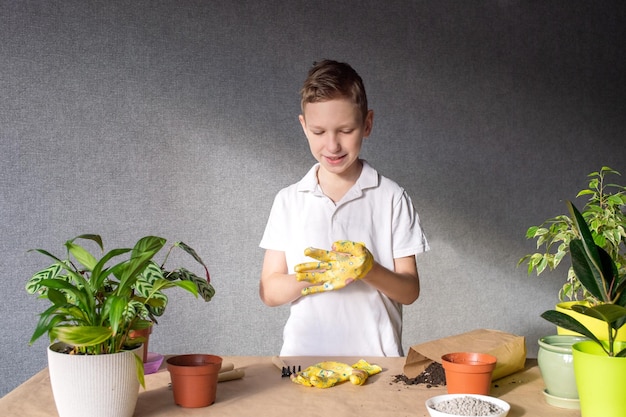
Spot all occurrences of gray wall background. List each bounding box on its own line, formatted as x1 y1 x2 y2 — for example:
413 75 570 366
1 0 624 396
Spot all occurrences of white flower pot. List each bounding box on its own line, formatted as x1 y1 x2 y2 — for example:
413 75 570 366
47 342 141 417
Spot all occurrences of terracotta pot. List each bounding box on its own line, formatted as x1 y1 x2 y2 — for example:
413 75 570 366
441 352 497 395
166 354 222 408
129 324 153 363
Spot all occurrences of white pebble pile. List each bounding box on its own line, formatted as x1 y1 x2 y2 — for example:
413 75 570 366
432 396 504 416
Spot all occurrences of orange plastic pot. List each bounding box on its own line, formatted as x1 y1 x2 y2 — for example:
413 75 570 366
441 352 497 395
166 354 222 408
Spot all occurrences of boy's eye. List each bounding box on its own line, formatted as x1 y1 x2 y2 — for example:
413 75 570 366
341 129 354 134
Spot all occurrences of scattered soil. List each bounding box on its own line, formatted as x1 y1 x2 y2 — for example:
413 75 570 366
391 361 446 388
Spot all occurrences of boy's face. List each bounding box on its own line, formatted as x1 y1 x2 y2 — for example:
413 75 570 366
299 98 373 180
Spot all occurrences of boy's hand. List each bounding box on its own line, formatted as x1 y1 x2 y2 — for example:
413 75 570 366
295 240 373 296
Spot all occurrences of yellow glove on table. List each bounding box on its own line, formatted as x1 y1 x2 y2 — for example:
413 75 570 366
295 240 374 296
291 360 382 388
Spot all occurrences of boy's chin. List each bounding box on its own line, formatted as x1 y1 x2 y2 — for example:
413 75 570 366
319 157 362 175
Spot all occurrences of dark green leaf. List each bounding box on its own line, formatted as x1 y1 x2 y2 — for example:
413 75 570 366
540 310 603 346
39 278 91 313
29 305 66 345
570 240 605 301
174 242 211 282
572 304 626 327
71 234 104 251
47 288 67 306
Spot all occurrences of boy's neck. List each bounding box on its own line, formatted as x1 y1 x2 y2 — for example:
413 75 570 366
316 160 363 203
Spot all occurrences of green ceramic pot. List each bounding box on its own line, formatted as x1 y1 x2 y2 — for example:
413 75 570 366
538 335 587 403
572 340 626 417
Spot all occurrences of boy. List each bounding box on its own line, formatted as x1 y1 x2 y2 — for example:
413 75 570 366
259 60 429 357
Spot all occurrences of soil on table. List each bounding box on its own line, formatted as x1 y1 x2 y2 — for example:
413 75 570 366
391 361 446 388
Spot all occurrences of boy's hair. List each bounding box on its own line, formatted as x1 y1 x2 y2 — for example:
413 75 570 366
300 60 368 121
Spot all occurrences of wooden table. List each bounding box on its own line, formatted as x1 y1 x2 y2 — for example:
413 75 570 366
0 356 580 416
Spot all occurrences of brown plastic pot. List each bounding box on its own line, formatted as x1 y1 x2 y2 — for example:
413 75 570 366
441 352 497 395
166 354 223 408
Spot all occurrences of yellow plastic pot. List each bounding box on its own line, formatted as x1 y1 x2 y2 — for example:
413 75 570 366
556 301 626 341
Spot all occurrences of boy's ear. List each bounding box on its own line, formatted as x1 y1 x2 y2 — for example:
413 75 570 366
363 110 374 137
298 114 307 134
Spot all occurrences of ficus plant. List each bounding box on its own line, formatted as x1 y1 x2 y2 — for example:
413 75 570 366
26 234 214 385
541 202 626 357
519 167 626 302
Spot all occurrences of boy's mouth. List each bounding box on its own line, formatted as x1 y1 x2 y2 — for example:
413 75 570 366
325 155 346 164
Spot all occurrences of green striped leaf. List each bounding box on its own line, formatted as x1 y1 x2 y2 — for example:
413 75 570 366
25 263 62 294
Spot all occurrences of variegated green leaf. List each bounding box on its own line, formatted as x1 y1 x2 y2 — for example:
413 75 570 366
140 261 164 284
148 291 167 316
25 263 63 294
134 277 155 299
124 300 144 321
165 269 214 301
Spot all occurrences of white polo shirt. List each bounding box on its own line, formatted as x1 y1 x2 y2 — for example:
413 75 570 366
260 160 429 356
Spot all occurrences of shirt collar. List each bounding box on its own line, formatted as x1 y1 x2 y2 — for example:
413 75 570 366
297 160 378 193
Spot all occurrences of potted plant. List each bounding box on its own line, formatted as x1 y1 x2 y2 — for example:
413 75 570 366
128 241 215 362
25 234 214 417
519 166 626 339
541 202 626 417
519 166 625 302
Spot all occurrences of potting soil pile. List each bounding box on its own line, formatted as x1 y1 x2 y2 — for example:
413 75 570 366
392 361 446 387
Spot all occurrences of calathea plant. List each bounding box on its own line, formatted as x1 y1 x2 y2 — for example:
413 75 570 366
541 202 626 357
26 234 214 384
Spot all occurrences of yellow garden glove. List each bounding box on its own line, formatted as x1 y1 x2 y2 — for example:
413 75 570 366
290 360 382 388
295 240 374 296
350 359 383 385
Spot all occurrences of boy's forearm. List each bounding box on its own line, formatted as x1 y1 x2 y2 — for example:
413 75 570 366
260 273 308 306
362 259 420 305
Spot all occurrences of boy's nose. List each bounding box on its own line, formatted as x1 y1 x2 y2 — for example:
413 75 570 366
325 133 341 152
